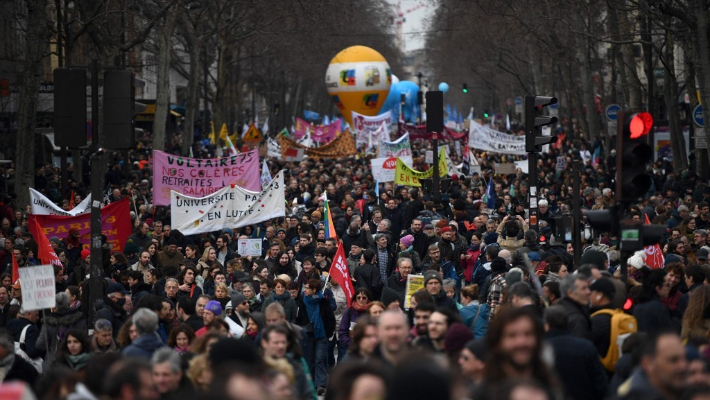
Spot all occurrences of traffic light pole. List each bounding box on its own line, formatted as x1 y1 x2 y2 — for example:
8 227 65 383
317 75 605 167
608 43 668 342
573 159 581 267
86 60 105 322
528 150 538 231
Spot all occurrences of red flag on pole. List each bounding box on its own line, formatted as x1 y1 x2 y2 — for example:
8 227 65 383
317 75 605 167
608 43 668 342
328 243 355 307
644 214 665 269
31 218 63 266
10 252 19 284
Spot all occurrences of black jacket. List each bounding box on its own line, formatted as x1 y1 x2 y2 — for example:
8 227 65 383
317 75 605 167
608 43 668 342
94 297 128 339
353 263 383 300
37 306 86 365
7 317 42 359
590 304 613 359
432 290 459 312
546 328 608 400
633 295 681 335
386 273 408 304
296 295 336 338
3 354 39 386
557 297 593 341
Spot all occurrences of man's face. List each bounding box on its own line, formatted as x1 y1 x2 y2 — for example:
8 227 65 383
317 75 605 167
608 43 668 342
12 249 21 263
153 362 182 394
265 311 285 325
4 240 11 251
0 287 8 304
140 252 151 266
166 244 177 255
138 370 159 400
159 301 171 320
427 312 448 341
539 205 548 214
203 310 216 325
428 248 441 263
499 316 538 369
411 220 422 233
237 298 251 315
414 310 431 335
299 237 309 248
378 313 408 354
377 236 388 248
96 329 112 347
154 222 163 234
643 335 687 396
262 332 288 358
350 245 362 256
260 283 270 297
24 310 39 323
266 228 275 238
196 297 208 317
141 224 150 235
399 261 412 279
426 279 441 295
568 279 591 306
695 233 707 245
270 245 280 258
442 231 453 241
165 281 178 298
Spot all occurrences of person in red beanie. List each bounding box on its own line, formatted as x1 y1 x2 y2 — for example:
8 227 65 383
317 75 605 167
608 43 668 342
70 248 91 286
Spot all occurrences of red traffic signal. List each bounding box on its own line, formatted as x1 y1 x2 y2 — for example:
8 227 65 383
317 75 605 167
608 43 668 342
629 112 653 139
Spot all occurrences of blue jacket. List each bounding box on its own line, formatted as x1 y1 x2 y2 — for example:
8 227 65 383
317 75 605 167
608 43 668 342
122 333 166 359
459 302 490 339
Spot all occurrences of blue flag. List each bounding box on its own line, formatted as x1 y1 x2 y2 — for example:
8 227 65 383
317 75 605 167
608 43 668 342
484 178 496 209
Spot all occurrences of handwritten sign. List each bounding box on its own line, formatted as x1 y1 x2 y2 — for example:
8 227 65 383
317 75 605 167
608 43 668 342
19 265 56 311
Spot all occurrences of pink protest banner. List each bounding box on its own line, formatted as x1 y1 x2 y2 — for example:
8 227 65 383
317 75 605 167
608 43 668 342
28 198 132 252
152 149 260 206
398 123 468 141
294 118 310 140
311 119 341 143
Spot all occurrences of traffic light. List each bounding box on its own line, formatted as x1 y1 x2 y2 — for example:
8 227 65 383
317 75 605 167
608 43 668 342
620 111 654 203
54 68 87 148
103 70 135 149
525 95 558 152
483 110 489 118
462 83 468 93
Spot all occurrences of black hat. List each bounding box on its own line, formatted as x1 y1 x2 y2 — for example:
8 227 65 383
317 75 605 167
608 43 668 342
697 248 709 262
233 270 249 283
589 278 616 300
166 236 178 246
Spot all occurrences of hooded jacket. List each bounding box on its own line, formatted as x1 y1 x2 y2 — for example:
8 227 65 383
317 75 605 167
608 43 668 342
36 306 86 365
122 333 166 359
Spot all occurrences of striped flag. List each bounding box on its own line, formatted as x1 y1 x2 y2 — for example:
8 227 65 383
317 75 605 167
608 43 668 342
591 146 601 168
324 195 336 240
483 178 496 209
225 135 239 156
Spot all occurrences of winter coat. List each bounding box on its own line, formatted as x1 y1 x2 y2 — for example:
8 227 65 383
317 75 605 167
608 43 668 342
122 333 166 359
459 302 489 339
634 295 681 335
7 318 42 359
262 293 298 323
557 297 594 341
338 307 364 348
295 295 336 338
36 307 86 365
353 263 383 301
546 328 608 400
386 273 408 304
2 355 39 386
94 297 128 339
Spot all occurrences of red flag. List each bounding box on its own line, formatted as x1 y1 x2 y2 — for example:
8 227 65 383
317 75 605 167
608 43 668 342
32 218 63 266
328 243 355 307
644 214 665 269
10 252 18 284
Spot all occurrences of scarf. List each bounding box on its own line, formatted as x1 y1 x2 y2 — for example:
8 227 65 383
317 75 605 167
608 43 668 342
246 330 258 338
303 293 326 339
273 291 291 303
174 346 189 353
352 301 371 312
65 353 90 371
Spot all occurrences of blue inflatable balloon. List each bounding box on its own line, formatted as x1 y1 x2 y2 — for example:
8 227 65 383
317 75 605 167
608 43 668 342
378 81 420 123
438 82 449 93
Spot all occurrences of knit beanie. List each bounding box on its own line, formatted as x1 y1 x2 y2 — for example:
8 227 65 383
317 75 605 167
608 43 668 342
424 270 443 286
400 235 414 248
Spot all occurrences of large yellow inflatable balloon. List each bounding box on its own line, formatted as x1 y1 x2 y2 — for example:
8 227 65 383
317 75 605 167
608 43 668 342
325 46 391 127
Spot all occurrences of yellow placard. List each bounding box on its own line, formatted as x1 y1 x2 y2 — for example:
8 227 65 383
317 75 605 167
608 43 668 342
394 147 448 187
404 274 425 309
243 124 263 143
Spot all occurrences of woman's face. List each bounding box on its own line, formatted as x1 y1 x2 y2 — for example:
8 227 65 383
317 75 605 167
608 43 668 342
215 275 226 285
2 277 9 287
110 255 117 265
667 271 682 288
259 268 270 279
289 289 299 299
148 244 156 255
215 286 227 298
208 249 216 261
359 325 379 355
67 334 82 355
558 265 569 277
287 250 295 259
369 305 384 318
247 318 258 333
242 286 255 299
185 269 195 284
185 247 194 258
65 288 75 301
280 254 289 266
274 283 285 296
176 332 189 348
471 236 481 246
356 292 369 306
303 261 314 273
566 243 574 255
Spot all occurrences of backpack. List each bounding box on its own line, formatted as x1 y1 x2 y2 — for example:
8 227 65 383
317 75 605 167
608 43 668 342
590 308 637 372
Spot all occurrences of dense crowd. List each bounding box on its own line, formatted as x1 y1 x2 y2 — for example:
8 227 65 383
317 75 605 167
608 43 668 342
0 123 708 400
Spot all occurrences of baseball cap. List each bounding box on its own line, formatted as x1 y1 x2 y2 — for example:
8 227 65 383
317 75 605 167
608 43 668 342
697 248 709 262
589 278 616 300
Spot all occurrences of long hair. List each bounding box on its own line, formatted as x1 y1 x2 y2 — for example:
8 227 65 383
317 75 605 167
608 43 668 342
682 286 710 342
57 329 91 358
483 307 558 388
348 315 378 357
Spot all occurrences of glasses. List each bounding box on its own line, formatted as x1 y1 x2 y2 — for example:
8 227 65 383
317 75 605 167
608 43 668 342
241 301 249 305
400 267 412 271
356 295 368 300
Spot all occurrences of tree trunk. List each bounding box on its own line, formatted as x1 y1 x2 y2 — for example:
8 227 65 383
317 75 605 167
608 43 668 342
15 0 49 207
152 1 182 152
663 30 688 170
182 35 202 156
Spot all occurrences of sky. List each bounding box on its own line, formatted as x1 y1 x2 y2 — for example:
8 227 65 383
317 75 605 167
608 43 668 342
385 0 435 53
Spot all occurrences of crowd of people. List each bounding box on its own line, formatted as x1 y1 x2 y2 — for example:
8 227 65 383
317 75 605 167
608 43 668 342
0 122 708 400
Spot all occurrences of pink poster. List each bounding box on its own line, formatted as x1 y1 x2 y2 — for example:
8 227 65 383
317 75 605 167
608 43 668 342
294 118 309 140
311 119 341 143
152 150 261 206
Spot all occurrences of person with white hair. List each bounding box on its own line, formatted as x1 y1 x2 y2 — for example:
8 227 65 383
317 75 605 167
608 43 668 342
0 329 38 385
122 308 166 359
152 347 186 397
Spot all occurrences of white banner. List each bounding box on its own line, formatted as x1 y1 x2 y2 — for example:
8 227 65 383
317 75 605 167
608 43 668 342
171 171 286 235
237 239 262 257
19 265 56 311
352 111 392 147
30 188 91 216
371 156 413 182
378 132 412 158
468 120 526 155
514 160 529 174
267 137 281 158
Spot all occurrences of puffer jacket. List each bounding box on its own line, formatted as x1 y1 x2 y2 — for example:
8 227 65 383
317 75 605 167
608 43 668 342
36 306 87 365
